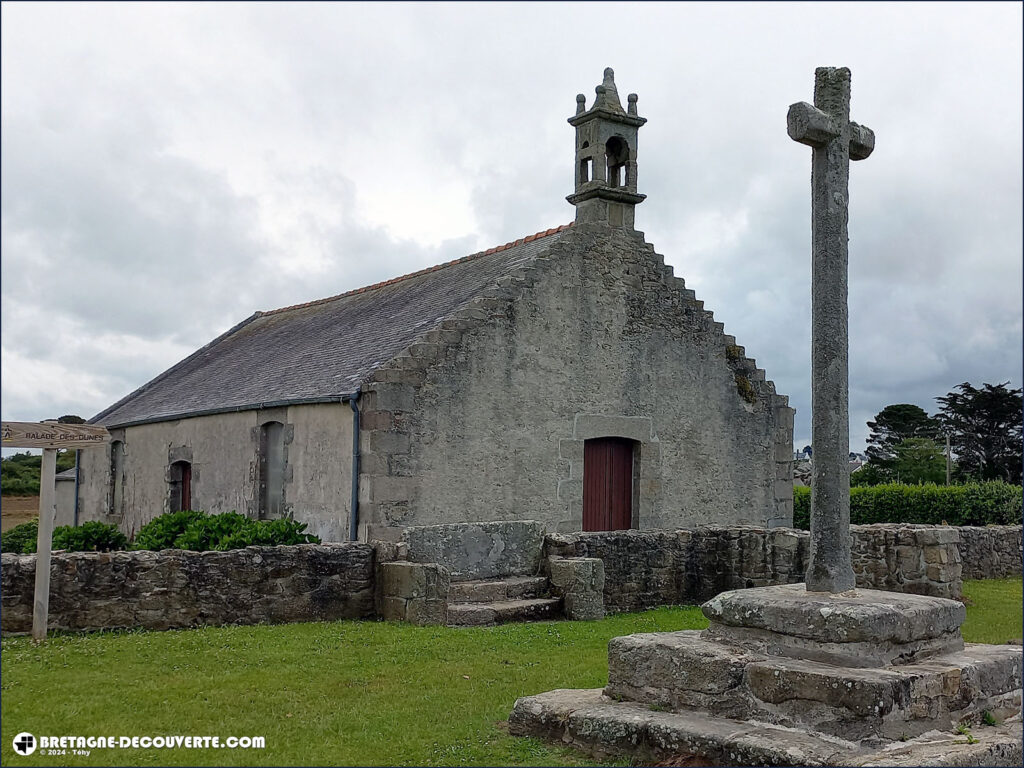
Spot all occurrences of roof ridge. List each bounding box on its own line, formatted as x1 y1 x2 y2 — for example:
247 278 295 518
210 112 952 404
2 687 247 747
260 222 573 317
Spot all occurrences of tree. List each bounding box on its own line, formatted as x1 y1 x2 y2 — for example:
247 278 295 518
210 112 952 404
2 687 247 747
865 404 941 469
891 438 946 485
55 414 86 424
936 382 1023 484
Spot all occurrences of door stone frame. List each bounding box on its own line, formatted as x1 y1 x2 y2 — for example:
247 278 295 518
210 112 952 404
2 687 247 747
556 414 663 533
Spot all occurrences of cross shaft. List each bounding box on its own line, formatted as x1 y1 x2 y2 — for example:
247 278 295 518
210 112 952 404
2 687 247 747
788 67 874 594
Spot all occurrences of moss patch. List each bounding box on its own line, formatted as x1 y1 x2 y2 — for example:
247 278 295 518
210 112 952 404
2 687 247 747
734 373 757 403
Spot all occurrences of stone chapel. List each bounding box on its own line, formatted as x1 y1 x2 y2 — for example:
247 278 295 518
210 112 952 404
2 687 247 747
78 68 795 542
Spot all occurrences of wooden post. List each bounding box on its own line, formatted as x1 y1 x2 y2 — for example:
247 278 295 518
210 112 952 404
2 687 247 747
2 420 110 644
32 448 58 643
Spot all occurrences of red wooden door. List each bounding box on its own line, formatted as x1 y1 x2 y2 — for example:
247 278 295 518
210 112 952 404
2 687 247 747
583 438 634 531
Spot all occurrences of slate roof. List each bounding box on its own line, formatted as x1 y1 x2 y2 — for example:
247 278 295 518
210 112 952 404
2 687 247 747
92 225 573 428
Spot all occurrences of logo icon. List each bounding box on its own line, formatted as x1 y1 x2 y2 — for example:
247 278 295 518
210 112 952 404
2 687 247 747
12 733 36 756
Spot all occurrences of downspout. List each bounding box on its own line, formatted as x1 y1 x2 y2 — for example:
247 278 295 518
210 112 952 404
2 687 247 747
73 449 82 526
348 389 361 541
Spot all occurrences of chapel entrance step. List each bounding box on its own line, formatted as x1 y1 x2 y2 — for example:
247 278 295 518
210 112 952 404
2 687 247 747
447 576 549 603
446 597 562 627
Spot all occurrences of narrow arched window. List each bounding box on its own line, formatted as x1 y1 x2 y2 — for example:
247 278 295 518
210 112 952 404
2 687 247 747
109 441 125 517
578 141 592 184
258 421 285 518
169 460 192 513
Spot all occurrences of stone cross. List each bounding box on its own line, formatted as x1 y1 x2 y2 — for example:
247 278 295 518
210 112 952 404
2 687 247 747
788 67 874 593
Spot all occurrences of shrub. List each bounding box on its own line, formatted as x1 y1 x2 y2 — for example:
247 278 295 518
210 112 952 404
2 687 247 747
172 511 253 551
132 509 320 551
791 481 1021 530
133 509 208 551
2 520 128 553
215 518 320 550
1 519 38 554
52 522 128 552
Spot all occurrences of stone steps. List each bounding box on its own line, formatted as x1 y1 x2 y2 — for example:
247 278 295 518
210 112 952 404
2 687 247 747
448 576 549 603
508 687 1024 767
447 597 562 627
605 629 1023 742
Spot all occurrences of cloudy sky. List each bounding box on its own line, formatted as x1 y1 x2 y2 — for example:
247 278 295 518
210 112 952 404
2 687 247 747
2 2 1021 451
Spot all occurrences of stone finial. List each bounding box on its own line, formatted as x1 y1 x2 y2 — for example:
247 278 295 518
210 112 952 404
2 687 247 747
593 67 625 113
566 68 646 230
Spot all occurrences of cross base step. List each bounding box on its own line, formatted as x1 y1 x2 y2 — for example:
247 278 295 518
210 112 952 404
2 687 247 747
509 688 1024 767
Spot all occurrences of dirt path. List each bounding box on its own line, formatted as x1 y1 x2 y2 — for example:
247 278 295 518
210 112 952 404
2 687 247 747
1 496 40 531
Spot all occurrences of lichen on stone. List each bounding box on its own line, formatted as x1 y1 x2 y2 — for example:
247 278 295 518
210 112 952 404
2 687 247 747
735 373 757 403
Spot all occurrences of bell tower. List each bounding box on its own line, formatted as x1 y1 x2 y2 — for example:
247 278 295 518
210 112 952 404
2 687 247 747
567 68 646 229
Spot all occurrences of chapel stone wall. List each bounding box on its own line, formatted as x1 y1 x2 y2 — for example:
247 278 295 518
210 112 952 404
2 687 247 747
358 224 794 538
78 403 353 542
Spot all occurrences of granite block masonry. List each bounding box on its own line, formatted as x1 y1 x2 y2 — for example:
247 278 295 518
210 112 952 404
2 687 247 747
547 557 605 620
1 544 375 634
376 561 450 626
401 521 545 581
544 523 971 612
511 582 1023 765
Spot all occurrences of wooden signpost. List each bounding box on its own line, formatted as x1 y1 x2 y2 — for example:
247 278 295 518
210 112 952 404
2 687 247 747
2 420 110 642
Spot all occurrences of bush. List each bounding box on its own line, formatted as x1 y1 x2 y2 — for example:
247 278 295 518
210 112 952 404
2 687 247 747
1 451 77 496
132 510 320 551
133 509 208 551
2 519 127 553
172 512 253 551
1 519 38 553
215 517 321 550
791 481 1021 530
52 522 128 552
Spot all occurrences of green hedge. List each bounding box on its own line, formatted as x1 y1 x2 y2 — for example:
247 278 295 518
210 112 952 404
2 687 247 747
792 481 1022 530
3 511 321 554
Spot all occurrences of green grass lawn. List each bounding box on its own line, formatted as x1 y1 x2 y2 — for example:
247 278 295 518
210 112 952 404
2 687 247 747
2 579 1020 767
962 577 1023 644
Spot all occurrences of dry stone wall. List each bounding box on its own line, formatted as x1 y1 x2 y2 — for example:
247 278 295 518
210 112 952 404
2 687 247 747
1 543 374 634
956 525 1022 580
546 524 1020 612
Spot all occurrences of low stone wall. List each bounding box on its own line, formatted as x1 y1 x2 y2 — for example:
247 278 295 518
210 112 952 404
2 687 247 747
545 524 1020 612
1 543 375 634
957 525 1022 580
850 524 961 599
